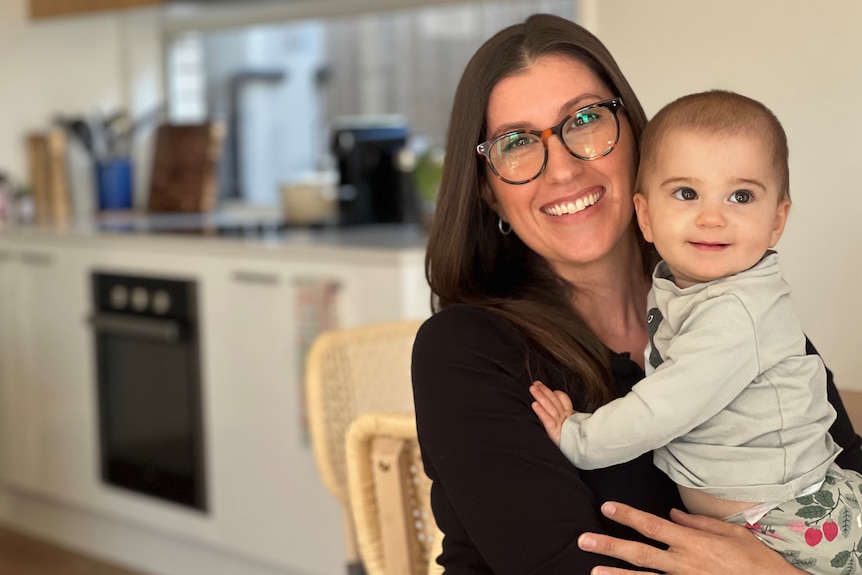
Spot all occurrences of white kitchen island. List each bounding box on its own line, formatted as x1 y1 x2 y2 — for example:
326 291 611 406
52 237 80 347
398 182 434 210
0 215 430 575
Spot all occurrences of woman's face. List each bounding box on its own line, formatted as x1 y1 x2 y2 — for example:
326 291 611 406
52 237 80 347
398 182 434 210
483 54 637 282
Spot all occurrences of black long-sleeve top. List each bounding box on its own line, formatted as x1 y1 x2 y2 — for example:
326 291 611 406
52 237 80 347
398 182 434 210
412 305 862 574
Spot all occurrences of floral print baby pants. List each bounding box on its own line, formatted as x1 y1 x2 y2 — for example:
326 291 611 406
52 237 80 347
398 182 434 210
725 465 862 574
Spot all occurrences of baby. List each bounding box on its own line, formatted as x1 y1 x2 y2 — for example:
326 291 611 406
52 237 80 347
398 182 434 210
530 90 862 574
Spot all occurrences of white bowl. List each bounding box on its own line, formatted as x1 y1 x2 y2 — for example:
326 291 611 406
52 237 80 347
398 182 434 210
280 179 338 225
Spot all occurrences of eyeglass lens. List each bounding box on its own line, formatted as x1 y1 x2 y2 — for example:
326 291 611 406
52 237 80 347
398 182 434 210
486 102 619 184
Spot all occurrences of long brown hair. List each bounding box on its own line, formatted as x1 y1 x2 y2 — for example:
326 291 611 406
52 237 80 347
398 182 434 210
425 13 656 408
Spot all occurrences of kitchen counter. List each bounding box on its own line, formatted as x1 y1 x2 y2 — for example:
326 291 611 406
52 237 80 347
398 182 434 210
0 211 430 575
0 208 429 266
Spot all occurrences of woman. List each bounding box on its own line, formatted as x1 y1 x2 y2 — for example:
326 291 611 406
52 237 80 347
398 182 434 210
411 13 862 575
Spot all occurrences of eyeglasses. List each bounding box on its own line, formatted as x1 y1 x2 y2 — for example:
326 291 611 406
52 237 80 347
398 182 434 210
477 97 625 185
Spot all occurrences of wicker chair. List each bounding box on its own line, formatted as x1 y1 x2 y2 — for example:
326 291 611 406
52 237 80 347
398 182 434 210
346 412 444 575
305 319 426 575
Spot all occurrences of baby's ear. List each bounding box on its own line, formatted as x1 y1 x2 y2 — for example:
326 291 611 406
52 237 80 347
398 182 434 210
632 193 654 243
769 199 791 248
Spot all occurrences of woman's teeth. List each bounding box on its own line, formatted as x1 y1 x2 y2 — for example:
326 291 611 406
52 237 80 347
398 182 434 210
543 191 601 216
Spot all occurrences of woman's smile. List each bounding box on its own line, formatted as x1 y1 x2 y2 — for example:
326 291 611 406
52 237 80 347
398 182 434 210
541 189 604 216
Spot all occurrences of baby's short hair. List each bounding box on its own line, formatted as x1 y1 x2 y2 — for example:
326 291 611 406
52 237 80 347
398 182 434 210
636 90 790 200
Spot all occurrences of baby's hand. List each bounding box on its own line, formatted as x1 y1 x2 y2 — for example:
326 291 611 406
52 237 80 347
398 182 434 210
529 381 575 447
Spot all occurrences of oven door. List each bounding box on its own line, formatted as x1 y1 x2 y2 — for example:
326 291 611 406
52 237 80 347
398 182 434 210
91 275 207 512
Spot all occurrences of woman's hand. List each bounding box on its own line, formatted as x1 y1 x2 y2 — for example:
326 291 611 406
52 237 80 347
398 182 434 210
577 501 805 575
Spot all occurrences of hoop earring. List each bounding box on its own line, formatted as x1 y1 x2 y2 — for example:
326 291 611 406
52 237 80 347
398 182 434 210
498 218 512 236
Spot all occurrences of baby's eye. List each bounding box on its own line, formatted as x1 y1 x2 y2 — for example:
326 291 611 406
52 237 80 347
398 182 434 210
730 190 753 204
672 187 698 201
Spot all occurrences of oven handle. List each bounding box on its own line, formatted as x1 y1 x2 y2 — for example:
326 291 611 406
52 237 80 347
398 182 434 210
89 312 187 343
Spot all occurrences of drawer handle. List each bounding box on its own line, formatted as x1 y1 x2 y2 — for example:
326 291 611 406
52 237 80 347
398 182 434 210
231 270 280 286
19 251 54 266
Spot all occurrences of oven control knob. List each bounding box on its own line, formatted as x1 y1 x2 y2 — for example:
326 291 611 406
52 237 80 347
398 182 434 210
110 284 129 309
152 289 172 315
131 286 149 312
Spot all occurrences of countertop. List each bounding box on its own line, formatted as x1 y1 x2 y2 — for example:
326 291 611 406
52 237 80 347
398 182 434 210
0 207 429 266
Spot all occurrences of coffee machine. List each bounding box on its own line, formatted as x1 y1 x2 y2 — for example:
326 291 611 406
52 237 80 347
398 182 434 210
331 116 419 226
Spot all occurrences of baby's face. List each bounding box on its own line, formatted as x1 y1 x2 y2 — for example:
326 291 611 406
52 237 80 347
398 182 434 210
633 131 790 288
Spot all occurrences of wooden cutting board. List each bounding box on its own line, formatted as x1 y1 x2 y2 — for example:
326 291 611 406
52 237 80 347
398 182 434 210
147 122 225 213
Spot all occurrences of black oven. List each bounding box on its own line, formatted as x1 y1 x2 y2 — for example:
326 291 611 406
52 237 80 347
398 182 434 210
90 272 207 511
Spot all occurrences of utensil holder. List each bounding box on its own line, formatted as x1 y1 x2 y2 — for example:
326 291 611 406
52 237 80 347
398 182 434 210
95 156 133 211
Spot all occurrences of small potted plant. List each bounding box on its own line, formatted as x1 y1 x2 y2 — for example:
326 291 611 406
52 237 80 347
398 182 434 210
413 146 444 230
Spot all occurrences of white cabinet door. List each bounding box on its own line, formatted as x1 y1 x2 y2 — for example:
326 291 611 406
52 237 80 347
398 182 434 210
0 243 96 500
0 243 21 485
201 258 344 575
